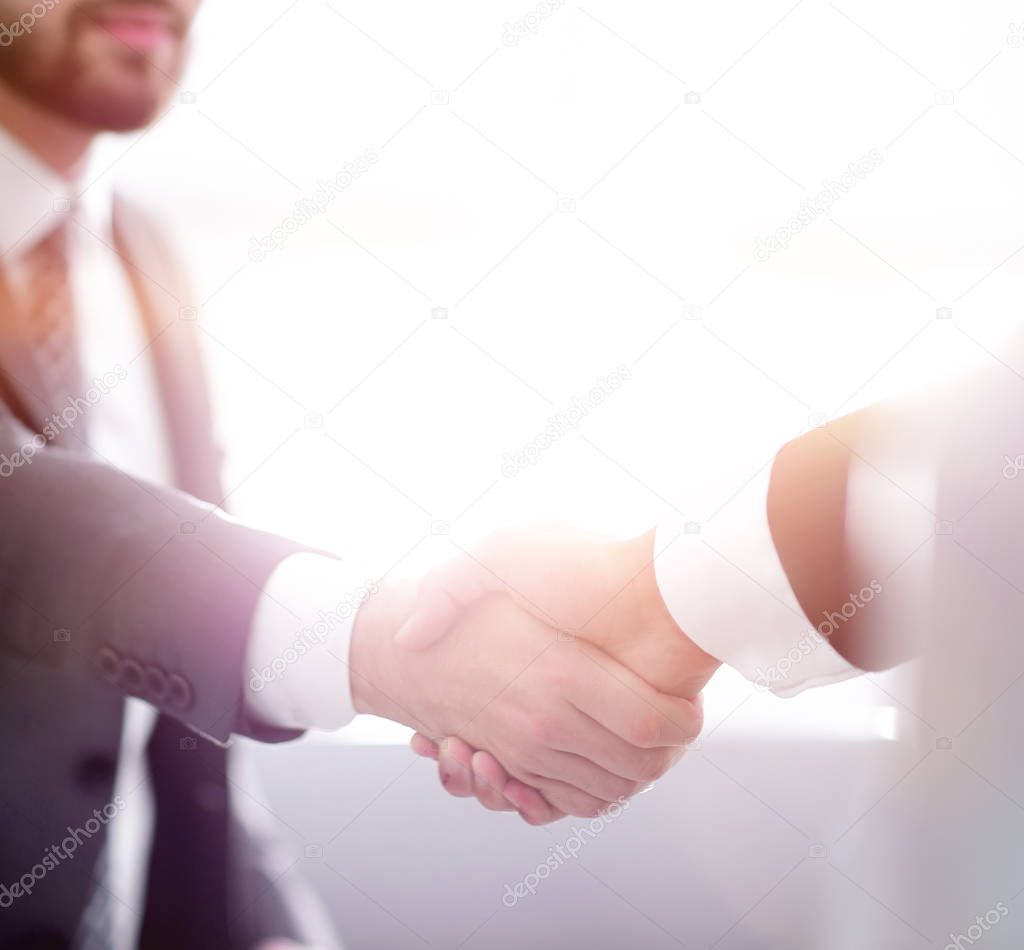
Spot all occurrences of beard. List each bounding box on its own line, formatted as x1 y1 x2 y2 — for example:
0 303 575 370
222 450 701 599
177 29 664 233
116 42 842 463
0 2 189 132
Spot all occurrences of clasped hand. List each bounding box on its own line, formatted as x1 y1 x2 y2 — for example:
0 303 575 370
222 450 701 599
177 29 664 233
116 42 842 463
350 527 719 824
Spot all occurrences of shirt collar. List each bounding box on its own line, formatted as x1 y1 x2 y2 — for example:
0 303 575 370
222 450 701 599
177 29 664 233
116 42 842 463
0 123 113 266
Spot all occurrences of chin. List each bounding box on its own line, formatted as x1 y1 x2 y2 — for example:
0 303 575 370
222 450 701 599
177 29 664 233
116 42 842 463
72 92 167 131
63 56 179 131
2 41 183 133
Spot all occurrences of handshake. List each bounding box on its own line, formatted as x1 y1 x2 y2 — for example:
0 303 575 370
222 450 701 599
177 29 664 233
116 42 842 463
348 526 722 825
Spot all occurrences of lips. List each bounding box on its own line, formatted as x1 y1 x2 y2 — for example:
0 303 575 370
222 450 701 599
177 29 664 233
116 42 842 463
85 2 182 52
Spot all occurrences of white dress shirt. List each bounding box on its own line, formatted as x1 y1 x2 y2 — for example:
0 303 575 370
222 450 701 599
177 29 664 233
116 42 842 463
654 464 859 696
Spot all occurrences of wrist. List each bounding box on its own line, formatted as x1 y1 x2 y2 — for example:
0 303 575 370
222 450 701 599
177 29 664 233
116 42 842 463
629 529 723 686
348 591 382 717
348 580 416 722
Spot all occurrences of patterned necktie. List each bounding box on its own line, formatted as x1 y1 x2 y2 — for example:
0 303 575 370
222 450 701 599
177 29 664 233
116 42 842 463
19 219 83 420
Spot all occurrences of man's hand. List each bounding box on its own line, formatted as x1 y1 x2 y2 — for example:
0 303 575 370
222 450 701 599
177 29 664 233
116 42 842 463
410 733 577 825
396 525 721 698
395 526 722 820
350 580 702 818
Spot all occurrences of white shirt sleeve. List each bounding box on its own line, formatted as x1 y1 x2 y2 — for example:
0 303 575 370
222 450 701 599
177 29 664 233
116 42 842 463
654 464 859 697
244 552 376 730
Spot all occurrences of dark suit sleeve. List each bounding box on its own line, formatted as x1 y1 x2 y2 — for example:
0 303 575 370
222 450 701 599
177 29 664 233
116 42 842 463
0 405 305 743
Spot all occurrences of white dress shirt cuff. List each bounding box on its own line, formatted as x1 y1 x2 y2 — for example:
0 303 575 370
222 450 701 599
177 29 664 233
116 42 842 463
245 553 377 730
654 464 859 697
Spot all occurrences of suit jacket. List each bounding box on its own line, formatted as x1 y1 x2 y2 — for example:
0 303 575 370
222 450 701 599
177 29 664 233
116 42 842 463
0 197 328 949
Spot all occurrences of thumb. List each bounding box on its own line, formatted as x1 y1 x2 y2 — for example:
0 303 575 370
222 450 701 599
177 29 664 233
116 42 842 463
394 551 505 650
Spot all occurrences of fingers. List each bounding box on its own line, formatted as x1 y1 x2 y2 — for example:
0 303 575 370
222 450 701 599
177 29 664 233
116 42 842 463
419 739 550 818
410 733 439 759
474 636 696 806
395 524 548 651
518 704 661 801
552 716 685 785
566 643 704 748
393 584 463 650
436 738 515 812
416 733 506 806
437 737 475 797
531 746 643 802
518 774 614 819
403 588 700 823
393 532 520 650
393 523 587 652
469 751 516 811
421 739 568 823
503 779 566 825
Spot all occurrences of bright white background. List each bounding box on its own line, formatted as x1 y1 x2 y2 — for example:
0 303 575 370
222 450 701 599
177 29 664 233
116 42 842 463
90 1 1024 946
106 0 1024 741
107 0 1024 571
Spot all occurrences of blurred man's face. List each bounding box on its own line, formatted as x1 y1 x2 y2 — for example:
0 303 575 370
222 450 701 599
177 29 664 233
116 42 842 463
0 0 200 131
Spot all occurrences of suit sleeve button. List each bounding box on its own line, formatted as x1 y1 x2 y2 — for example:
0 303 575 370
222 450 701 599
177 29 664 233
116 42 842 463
144 665 168 702
96 647 120 684
167 673 193 711
117 658 145 694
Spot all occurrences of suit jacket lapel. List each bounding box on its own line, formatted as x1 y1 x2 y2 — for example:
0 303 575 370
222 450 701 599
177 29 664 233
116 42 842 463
111 196 224 506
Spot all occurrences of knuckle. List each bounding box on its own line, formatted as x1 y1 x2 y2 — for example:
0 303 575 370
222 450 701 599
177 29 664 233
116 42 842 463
689 701 705 739
577 799 607 819
628 708 662 748
641 748 673 783
550 786 605 819
540 785 582 817
479 792 507 811
609 776 637 801
439 771 470 797
625 779 648 798
633 754 661 785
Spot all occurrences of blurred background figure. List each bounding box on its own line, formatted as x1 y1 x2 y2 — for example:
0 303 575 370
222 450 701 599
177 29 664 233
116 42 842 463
0 1 340 947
